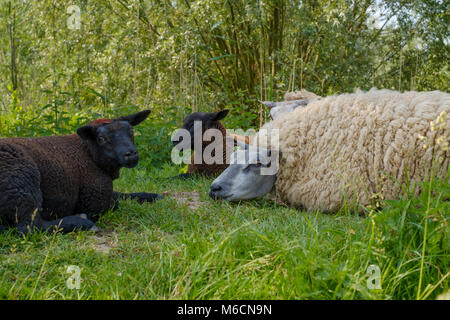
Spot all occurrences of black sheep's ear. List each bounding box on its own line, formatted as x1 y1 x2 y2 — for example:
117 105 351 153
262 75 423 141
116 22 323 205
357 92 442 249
119 110 151 126
211 109 229 121
77 125 97 140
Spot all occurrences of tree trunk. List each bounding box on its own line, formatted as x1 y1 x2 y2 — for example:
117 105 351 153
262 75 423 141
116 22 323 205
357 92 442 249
8 1 18 92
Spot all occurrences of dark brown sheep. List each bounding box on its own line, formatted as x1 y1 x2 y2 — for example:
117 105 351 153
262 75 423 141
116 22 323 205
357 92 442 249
172 110 250 178
0 111 163 235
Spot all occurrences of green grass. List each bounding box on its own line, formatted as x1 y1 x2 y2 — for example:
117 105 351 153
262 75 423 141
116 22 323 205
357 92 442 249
0 164 448 300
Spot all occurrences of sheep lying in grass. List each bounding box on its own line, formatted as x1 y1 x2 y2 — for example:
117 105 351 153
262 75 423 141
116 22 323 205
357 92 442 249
172 110 249 178
210 89 449 212
0 111 163 234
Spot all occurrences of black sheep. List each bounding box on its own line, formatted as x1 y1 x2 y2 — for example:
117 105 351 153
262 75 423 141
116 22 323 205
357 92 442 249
172 110 250 178
0 110 163 234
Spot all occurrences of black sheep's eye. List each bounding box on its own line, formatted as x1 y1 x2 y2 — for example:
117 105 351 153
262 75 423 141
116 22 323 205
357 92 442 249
97 136 106 144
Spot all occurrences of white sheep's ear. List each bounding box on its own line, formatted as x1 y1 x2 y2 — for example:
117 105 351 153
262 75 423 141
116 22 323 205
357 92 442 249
76 125 97 141
259 101 276 109
292 99 309 108
119 110 151 126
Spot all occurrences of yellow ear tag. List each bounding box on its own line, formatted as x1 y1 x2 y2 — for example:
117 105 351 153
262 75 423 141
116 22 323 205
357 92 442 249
180 164 189 174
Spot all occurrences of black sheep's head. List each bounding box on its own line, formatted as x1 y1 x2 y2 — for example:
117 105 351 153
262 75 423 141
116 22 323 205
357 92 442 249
77 110 151 170
172 109 229 150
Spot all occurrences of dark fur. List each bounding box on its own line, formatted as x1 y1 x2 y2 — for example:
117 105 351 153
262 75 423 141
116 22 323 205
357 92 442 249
0 111 162 235
172 110 235 178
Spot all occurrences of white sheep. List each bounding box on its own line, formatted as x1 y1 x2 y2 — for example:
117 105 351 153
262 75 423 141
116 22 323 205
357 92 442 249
210 88 450 212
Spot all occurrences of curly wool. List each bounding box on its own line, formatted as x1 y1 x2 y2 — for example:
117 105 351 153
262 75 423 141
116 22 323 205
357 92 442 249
0 134 114 225
259 88 449 212
284 89 321 102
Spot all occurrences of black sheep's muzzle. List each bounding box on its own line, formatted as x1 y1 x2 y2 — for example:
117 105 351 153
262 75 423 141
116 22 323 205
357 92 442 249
120 149 139 168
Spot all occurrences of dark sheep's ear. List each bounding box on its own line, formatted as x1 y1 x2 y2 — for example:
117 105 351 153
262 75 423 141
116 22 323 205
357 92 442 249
211 109 229 121
77 125 97 140
119 110 151 126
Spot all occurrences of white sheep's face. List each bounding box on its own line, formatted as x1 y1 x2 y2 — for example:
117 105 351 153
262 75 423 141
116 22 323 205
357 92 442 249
209 144 280 201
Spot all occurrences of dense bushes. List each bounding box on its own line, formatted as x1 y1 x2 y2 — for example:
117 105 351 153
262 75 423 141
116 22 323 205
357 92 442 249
1 1 448 129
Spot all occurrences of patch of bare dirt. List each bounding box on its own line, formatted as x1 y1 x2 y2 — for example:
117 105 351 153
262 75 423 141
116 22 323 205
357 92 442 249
162 191 204 210
88 233 118 254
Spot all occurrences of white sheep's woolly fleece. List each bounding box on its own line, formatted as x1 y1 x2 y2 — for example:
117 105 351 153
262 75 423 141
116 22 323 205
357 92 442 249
257 88 450 212
284 89 321 101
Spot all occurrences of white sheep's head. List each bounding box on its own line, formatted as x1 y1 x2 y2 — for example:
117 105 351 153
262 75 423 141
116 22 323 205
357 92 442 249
209 141 281 201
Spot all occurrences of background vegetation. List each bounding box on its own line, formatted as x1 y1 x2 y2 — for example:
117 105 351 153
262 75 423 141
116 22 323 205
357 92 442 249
0 0 448 300
0 0 448 164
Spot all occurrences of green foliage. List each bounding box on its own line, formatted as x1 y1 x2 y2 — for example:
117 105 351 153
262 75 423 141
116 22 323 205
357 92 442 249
0 85 92 137
0 0 448 137
371 171 450 299
124 105 179 166
0 166 447 299
0 0 448 300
